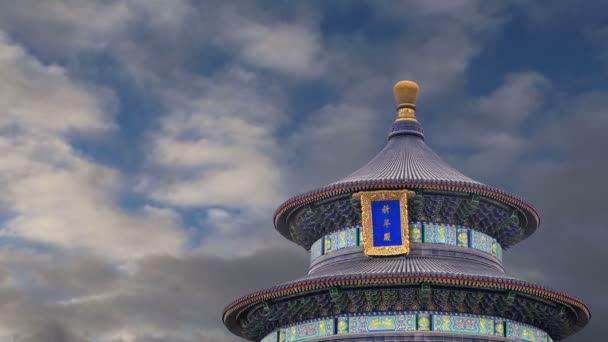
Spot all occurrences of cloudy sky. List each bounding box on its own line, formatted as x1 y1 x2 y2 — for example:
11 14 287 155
0 1 606 341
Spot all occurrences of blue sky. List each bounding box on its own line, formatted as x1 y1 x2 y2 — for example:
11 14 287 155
0 1 606 341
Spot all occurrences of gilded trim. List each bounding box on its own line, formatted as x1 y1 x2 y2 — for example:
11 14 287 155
353 190 415 256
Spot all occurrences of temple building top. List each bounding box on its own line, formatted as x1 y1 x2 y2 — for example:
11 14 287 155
273 81 539 250
223 80 590 342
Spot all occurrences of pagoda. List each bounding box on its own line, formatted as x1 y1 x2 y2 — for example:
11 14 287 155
223 81 590 341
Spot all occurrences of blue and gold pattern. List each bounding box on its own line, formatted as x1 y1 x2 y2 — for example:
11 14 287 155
337 317 349 334
310 224 503 263
495 319 505 337
423 223 457 245
457 227 469 247
359 228 364 247
323 236 332 255
330 228 358 251
433 314 493 335
309 238 323 263
262 312 549 342
417 313 430 331
506 321 545 342
349 314 415 333
284 319 334 342
354 190 413 256
471 230 494 254
370 200 403 247
410 222 423 243
261 331 278 342
493 240 503 260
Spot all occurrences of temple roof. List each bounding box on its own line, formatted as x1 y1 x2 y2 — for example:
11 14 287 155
327 81 479 186
273 81 539 247
224 81 589 342
329 132 481 187
223 254 590 340
305 254 511 280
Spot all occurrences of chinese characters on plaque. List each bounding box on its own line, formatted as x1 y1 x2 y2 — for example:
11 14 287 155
354 190 414 256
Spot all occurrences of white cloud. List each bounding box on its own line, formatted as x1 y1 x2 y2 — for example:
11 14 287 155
0 32 111 134
0 0 130 52
0 32 187 260
229 21 324 76
139 68 286 210
1 0 325 81
477 72 549 126
287 103 383 193
133 68 296 259
457 73 548 179
426 72 550 182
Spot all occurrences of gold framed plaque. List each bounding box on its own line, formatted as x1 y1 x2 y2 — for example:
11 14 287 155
353 190 414 256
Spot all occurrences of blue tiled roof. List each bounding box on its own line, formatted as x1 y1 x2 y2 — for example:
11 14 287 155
330 133 482 187
273 120 540 248
293 255 514 284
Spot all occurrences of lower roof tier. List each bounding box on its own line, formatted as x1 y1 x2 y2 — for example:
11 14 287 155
223 257 589 341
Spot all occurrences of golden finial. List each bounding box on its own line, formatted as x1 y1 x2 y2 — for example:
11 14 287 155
393 80 419 121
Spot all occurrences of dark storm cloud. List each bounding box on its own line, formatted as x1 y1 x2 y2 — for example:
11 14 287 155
428 81 608 342
502 92 608 342
0 246 308 341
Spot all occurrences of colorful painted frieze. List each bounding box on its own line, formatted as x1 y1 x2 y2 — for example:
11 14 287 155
359 227 364 246
323 228 358 254
330 228 358 251
410 222 423 243
471 229 494 254
495 319 505 337
506 321 546 342
284 326 297 342
324 236 332 254
432 315 494 336
261 331 278 342
329 230 343 251
492 240 503 261
310 238 323 263
457 227 469 247
417 313 431 331
348 314 415 333
337 317 349 334
273 314 548 342
396 314 416 331
318 319 334 338
423 223 457 245
285 319 334 342
310 224 503 262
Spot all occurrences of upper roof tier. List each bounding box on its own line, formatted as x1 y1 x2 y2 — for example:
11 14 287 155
274 81 540 249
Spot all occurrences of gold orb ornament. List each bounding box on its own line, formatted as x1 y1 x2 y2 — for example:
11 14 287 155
393 80 420 121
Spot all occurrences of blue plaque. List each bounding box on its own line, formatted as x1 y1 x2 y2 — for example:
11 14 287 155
371 200 403 246
354 190 413 256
